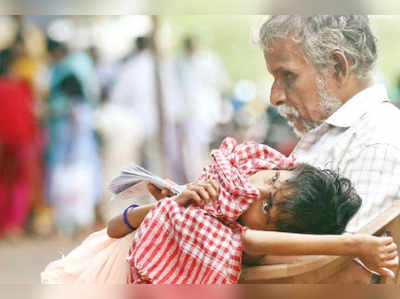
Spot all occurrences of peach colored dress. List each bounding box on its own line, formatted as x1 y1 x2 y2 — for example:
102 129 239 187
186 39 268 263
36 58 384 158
41 229 134 284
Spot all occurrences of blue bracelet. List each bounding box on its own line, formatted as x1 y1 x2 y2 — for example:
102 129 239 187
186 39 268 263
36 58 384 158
123 204 139 231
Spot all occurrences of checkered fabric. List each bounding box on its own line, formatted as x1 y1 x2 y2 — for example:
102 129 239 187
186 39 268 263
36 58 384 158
127 137 295 284
292 84 400 233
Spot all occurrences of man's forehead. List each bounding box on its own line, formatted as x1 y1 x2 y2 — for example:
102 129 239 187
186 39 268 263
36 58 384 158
263 38 308 72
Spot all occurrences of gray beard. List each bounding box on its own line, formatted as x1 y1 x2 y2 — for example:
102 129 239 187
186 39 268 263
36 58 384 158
316 76 342 117
276 80 342 138
277 104 317 137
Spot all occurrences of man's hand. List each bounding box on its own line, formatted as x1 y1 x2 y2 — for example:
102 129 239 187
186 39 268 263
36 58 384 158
175 180 220 207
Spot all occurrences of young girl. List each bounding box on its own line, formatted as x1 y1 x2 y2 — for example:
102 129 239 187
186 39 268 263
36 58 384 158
41 138 398 284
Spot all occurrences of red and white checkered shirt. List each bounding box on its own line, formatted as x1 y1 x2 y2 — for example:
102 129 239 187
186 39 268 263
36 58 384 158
127 137 295 284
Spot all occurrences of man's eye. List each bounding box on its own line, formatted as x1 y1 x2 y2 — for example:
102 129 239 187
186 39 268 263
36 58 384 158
283 71 296 86
283 71 295 79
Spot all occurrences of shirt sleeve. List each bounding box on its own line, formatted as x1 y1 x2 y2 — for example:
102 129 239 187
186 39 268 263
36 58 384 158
344 143 400 233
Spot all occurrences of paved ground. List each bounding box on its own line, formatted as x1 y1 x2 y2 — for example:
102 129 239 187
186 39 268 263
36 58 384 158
0 200 128 285
0 236 82 284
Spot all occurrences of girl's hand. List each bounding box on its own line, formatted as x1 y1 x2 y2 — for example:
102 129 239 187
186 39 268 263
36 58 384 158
147 181 175 201
175 180 220 207
355 234 398 278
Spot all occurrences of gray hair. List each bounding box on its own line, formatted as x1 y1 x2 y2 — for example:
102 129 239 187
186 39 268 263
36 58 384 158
259 15 377 80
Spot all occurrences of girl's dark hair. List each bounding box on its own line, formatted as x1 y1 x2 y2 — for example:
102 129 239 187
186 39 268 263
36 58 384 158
275 164 362 235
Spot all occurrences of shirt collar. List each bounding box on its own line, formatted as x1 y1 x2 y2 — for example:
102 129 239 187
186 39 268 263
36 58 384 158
324 84 389 128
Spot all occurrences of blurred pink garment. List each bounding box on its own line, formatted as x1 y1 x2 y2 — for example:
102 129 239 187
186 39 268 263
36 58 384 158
41 229 134 284
0 78 36 145
0 142 35 235
0 77 40 235
0 171 30 233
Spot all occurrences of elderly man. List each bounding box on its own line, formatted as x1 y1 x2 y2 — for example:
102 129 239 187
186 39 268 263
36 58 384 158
149 15 400 283
258 15 400 283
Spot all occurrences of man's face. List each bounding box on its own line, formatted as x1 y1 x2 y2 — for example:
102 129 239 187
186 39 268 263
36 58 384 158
264 38 342 136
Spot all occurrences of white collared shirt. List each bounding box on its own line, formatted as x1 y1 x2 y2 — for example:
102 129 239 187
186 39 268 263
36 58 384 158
292 84 400 233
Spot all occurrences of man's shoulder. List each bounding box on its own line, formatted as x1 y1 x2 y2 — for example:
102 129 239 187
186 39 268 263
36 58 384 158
353 101 400 148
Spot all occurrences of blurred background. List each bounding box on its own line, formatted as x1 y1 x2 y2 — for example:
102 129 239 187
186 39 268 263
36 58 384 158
0 15 400 284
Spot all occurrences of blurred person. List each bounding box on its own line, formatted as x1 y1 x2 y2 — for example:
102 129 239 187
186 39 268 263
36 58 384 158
11 29 48 104
49 74 102 236
88 45 122 104
175 35 230 180
98 36 159 222
105 36 186 188
45 38 101 236
258 15 400 283
106 36 157 173
0 48 41 238
9 29 50 236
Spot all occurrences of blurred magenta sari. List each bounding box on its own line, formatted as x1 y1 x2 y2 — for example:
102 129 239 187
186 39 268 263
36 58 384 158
0 77 40 235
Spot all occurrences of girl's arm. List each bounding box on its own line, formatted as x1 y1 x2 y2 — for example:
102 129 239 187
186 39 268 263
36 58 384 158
107 203 156 238
107 180 219 239
107 183 176 239
242 229 398 277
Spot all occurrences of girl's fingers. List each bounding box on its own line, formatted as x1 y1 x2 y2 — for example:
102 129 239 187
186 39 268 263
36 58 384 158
201 182 218 200
161 188 173 197
384 250 398 260
176 190 190 206
148 183 173 200
209 180 220 194
382 236 394 245
376 267 395 279
190 185 209 203
186 190 203 205
385 242 397 253
178 180 221 207
383 256 399 267
148 183 165 200
188 181 221 205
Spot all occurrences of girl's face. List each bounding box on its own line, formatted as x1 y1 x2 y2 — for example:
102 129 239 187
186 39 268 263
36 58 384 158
239 169 293 230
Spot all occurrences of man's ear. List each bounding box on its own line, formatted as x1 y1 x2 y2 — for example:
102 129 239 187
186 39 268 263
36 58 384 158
331 50 350 85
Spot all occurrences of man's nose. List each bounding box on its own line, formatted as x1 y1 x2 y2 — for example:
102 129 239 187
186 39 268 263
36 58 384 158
269 82 286 106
